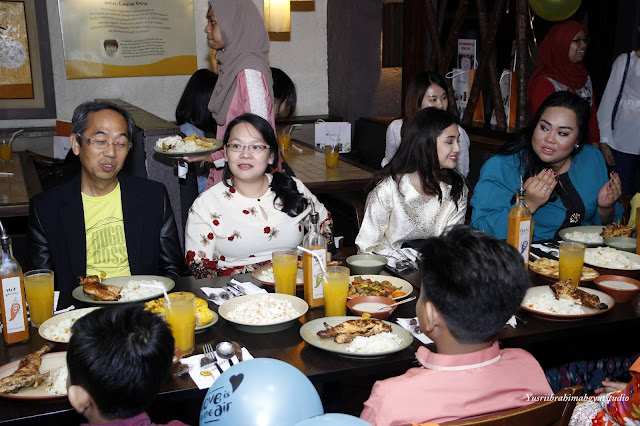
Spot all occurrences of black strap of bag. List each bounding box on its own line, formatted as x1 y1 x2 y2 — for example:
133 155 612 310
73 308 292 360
611 53 632 131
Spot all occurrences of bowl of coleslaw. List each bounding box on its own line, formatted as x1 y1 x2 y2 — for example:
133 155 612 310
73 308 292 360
218 294 308 333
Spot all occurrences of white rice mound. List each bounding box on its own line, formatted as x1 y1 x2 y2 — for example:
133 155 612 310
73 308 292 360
564 231 603 244
346 332 402 353
584 247 640 269
227 295 300 325
43 364 68 395
259 268 304 283
522 292 589 315
42 311 90 342
119 280 165 301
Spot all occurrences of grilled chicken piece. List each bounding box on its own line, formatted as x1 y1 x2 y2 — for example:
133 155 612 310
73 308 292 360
0 343 54 394
317 319 392 343
80 276 121 301
549 280 608 310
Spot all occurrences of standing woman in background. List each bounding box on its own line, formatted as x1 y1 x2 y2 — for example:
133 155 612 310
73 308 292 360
382 71 470 177
176 68 218 194
203 0 276 190
597 29 640 195
528 20 600 146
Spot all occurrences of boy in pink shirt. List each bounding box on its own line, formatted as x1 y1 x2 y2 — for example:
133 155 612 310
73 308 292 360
361 226 552 425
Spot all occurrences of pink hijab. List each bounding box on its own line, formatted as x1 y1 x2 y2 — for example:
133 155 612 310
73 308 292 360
207 0 274 126
529 21 590 98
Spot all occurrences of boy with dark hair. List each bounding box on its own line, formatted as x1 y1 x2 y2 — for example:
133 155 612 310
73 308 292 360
67 305 187 426
361 225 552 425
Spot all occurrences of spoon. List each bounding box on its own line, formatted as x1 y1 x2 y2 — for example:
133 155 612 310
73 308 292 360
378 296 417 310
216 341 236 366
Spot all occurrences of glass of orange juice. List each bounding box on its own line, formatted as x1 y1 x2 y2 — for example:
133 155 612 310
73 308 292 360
166 292 196 356
0 141 12 162
559 242 585 288
322 266 350 316
24 269 54 327
324 145 339 168
272 249 298 295
277 129 291 153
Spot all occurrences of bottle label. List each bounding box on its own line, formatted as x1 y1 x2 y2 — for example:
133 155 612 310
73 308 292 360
311 249 326 299
517 220 532 263
2 277 26 334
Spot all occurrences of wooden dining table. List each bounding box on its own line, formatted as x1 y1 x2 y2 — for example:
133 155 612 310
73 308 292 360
0 269 639 425
283 141 374 194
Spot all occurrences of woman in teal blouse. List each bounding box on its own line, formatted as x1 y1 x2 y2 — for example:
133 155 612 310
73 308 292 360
471 92 622 241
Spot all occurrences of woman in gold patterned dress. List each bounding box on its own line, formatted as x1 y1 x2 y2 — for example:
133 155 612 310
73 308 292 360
355 108 468 254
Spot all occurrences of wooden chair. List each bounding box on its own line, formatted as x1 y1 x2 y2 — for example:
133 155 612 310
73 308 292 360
353 200 364 231
439 385 583 426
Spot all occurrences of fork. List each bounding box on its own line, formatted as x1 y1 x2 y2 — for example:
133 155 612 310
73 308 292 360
202 344 223 374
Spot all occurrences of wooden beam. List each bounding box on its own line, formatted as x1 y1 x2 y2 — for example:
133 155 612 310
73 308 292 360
437 0 469 78
428 0 449 70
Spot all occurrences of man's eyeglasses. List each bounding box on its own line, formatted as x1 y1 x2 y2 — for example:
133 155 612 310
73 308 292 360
226 143 270 153
76 134 131 150
571 37 589 45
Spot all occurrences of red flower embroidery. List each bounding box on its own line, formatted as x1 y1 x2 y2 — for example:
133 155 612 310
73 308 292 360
264 227 271 234
207 233 214 240
220 255 226 261
298 225 302 232
243 210 249 215
202 258 217 270
229 187 236 193
249 254 255 258
213 220 219 226
185 250 196 265
228 236 234 241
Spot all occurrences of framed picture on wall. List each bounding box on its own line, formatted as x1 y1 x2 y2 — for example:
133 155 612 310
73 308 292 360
0 0 56 119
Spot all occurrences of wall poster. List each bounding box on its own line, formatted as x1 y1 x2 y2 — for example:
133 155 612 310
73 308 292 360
0 0 56 119
58 0 197 79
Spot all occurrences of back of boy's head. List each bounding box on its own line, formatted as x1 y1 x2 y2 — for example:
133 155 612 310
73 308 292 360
67 305 175 420
419 225 530 344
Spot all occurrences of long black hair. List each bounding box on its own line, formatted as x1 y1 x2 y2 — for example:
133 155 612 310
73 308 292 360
499 91 590 181
175 69 218 132
222 114 308 217
370 108 465 206
271 67 297 118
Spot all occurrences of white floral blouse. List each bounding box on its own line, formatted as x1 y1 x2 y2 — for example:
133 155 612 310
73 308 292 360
185 174 331 277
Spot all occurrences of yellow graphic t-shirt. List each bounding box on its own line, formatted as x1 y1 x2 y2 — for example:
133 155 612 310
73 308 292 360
82 183 131 278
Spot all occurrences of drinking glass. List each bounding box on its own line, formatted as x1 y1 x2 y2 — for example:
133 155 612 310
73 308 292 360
559 242 585 288
322 266 350 316
0 141 12 162
324 145 339 168
24 269 54 327
166 292 196 356
278 129 291 153
272 249 298 295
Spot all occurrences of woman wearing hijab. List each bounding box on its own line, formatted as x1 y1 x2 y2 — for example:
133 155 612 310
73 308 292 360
202 0 276 190
528 20 600 146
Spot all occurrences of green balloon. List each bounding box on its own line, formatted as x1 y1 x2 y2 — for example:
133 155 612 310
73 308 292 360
528 0 581 21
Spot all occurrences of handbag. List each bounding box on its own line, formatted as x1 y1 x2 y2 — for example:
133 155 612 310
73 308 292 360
27 149 80 191
611 53 631 131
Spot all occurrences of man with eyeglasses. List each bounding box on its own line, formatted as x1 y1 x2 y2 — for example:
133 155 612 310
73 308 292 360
28 101 184 292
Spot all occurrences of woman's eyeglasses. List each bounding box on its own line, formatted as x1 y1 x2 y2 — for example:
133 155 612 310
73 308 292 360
571 37 589 45
227 143 270 153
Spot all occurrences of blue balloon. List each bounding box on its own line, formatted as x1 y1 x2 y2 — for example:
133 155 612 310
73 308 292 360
200 358 324 426
295 413 371 425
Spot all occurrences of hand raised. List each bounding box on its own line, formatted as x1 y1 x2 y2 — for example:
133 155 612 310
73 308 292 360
598 172 622 208
523 169 557 213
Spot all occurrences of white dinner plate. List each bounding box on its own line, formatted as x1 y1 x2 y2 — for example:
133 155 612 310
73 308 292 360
38 307 101 343
0 352 68 400
558 225 605 247
300 316 413 358
218 294 308 333
72 275 175 305
520 285 614 320
348 275 413 300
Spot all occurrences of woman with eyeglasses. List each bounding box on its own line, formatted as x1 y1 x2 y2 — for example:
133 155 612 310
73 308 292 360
528 21 601 146
184 114 332 278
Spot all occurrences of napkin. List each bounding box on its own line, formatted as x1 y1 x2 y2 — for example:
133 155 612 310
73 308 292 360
506 315 517 328
181 347 254 390
396 318 433 345
532 243 559 258
201 282 267 306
